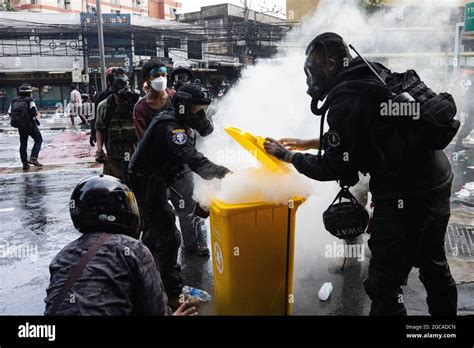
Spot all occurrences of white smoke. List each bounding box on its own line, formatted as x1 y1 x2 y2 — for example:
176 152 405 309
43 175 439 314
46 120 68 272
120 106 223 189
193 0 462 306
194 167 314 207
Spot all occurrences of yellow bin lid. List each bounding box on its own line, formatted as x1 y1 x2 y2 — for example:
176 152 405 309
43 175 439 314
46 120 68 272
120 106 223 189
225 126 291 174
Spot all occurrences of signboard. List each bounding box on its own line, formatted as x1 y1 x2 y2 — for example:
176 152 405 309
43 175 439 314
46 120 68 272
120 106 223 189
466 2 474 32
81 14 133 75
72 70 82 83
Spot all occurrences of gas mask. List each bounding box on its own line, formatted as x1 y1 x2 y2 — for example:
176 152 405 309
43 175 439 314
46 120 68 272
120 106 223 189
183 108 214 137
304 57 331 102
304 35 351 114
113 75 132 98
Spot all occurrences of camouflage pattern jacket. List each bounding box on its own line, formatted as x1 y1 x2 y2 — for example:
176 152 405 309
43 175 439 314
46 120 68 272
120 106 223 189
44 232 172 316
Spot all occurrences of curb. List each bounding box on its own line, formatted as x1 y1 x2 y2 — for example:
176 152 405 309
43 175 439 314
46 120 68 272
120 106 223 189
0 127 70 133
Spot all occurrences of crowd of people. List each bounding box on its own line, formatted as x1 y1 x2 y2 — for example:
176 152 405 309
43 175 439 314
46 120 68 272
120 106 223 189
6 32 468 316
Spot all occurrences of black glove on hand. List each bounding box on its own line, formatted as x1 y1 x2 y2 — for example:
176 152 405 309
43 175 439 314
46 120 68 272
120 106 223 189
264 138 295 163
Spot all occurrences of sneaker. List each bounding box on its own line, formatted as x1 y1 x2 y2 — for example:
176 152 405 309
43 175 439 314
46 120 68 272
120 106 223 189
22 161 30 170
28 158 43 167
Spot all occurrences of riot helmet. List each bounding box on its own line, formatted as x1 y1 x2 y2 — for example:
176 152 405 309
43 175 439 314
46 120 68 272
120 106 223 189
18 83 33 96
69 175 141 238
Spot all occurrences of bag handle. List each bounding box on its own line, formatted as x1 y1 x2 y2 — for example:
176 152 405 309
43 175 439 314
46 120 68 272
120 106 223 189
49 233 111 315
330 186 362 206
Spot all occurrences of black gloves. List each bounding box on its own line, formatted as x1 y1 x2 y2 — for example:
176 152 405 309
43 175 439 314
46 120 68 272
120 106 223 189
263 138 295 163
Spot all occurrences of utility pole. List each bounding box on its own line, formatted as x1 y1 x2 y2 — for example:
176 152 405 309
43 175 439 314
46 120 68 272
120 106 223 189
244 0 249 22
96 0 107 91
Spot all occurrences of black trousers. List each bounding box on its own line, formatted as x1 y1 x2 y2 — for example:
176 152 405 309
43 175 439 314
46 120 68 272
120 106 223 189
19 125 42 163
169 172 207 251
365 180 458 315
137 174 184 298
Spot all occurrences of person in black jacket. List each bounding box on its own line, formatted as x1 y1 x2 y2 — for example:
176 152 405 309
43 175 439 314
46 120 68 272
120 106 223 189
129 83 229 302
44 175 198 316
9 83 43 169
265 32 457 316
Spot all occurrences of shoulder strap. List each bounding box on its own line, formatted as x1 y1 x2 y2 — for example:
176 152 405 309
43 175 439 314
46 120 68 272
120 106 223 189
317 79 390 162
49 233 111 315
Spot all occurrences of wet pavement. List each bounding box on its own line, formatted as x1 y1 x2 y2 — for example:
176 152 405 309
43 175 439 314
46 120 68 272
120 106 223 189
0 127 473 316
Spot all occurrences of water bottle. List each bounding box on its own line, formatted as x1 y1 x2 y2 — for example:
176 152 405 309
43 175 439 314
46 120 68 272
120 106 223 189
318 282 333 301
182 286 212 302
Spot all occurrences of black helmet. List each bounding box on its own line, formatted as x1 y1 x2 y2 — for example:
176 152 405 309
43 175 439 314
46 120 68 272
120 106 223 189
69 175 140 238
173 83 211 109
18 83 33 95
173 83 213 136
322 187 369 241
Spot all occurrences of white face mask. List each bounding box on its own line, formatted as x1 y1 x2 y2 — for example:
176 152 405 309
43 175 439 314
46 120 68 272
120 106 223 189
150 76 167 92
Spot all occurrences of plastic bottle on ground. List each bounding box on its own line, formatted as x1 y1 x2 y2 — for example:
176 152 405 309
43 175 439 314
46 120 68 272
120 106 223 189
318 282 333 301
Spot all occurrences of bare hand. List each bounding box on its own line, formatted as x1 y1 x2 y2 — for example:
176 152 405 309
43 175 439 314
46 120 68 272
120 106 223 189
172 301 198 316
95 149 106 164
279 138 318 151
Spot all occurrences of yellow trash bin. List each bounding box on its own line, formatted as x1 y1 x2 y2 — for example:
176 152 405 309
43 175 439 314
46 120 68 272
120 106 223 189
210 127 305 315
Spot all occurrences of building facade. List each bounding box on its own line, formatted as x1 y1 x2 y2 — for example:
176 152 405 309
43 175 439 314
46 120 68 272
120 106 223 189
0 12 205 108
177 3 288 65
6 0 181 19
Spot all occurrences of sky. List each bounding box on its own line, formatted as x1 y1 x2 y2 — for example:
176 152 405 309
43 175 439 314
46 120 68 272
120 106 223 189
179 0 287 18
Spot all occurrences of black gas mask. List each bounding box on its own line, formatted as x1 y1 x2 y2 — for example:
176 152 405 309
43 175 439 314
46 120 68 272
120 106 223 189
174 86 213 137
112 75 132 98
304 40 334 103
305 34 351 113
305 57 331 102
112 74 140 104
182 108 213 137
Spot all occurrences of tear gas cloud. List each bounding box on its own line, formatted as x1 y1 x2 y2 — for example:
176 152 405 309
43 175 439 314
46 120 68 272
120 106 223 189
195 0 462 209
193 168 314 207
193 0 462 292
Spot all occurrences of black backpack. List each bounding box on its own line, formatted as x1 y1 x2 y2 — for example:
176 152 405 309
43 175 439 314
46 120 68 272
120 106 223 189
316 64 459 177
375 66 459 151
10 97 31 129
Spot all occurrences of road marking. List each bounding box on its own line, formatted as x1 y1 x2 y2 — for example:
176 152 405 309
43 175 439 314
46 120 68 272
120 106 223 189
0 208 15 213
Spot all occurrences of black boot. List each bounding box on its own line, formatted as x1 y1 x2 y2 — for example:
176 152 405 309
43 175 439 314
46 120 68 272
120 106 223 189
28 157 43 167
22 161 30 170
